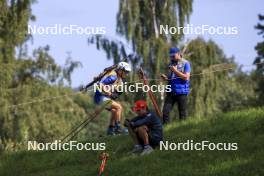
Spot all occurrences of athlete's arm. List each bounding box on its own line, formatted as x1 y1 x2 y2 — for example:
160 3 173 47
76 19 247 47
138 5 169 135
99 75 117 96
170 66 190 80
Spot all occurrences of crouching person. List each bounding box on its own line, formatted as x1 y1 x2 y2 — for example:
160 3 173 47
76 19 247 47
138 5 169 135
125 100 163 155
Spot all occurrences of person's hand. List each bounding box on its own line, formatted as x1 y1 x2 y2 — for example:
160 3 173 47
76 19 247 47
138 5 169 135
160 74 168 80
170 65 178 72
79 85 86 92
107 91 112 97
124 119 131 127
110 92 119 99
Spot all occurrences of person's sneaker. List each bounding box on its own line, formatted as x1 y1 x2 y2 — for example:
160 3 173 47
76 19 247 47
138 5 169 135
107 127 115 136
114 121 122 134
129 145 143 154
140 145 154 156
114 122 128 135
114 126 122 134
122 127 129 135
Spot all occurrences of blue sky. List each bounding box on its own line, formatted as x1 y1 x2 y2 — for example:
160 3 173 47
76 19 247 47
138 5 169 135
28 0 264 87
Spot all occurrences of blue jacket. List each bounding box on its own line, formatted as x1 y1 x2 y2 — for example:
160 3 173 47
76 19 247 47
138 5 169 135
168 59 191 95
131 112 163 141
94 70 122 104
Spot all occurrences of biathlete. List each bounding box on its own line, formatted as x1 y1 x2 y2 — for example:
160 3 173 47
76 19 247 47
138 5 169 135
94 62 132 135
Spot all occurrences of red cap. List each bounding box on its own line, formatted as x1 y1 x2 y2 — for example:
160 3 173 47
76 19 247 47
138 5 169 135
132 100 148 112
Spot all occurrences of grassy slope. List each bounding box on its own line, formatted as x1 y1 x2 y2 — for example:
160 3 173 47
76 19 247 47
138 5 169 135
0 108 264 176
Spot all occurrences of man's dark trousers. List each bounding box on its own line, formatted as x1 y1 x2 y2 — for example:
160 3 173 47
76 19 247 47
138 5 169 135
162 93 188 123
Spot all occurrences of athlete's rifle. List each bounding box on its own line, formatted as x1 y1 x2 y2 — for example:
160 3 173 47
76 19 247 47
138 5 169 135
80 64 118 92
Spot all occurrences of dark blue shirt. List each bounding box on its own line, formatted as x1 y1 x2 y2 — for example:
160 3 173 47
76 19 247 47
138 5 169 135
131 112 163 141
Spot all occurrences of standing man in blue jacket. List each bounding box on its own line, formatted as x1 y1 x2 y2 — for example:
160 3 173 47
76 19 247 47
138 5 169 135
161 47 191 124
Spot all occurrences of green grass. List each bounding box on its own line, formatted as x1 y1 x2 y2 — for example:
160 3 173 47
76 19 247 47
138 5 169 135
0 107 264 176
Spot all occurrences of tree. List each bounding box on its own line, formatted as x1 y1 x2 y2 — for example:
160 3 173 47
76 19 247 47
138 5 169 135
254 14 264 72
88 0 193 108
184 38 235 117
0 0 34 88
253 14 264 105
88 1 243 118
0 1 105 151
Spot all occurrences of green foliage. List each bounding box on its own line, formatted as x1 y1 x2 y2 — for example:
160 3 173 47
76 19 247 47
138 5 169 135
0 107 263 176
253 14 264 105
254 14 264 72
89 0 193 80
0 47 108 151
116 0 192 42
62 54 82 86
218 71 257 112
88 1 258 120
0 0 262 155
185 38 233 117
88 0 193 115
0 0 33 87
0 0 108 152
